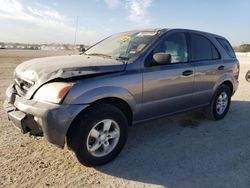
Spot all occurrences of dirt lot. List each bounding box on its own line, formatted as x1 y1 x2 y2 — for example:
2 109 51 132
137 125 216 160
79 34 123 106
0 50 250 188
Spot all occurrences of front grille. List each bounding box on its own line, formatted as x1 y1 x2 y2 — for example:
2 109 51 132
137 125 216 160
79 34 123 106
14 77 34 96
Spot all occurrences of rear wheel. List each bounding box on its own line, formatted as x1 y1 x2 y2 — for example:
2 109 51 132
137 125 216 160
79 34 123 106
205 84 231 120
67 103 128 166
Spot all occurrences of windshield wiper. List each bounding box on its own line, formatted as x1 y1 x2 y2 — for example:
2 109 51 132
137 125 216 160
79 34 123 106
116 56 129 61
87 53 112 59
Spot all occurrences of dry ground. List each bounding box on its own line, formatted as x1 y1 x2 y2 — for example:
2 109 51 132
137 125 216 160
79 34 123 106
0 50 250 188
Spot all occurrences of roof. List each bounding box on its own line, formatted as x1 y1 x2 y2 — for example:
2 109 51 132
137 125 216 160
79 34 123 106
166 28 225 38
114 28 225 41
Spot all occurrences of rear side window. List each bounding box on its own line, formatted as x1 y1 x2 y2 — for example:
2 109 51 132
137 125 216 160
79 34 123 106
217 38 236 58
190 34 220 61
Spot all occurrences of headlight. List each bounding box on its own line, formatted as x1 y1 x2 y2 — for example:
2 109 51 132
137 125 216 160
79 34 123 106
33 82 73 103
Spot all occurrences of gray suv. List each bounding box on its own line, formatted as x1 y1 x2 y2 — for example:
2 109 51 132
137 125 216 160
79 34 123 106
4 29 239 166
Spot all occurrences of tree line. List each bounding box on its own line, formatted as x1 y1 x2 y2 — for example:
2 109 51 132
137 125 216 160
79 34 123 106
234 44 250 52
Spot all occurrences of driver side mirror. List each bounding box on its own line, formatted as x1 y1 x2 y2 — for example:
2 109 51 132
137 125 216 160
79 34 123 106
152 53 171 65
246 70 250 82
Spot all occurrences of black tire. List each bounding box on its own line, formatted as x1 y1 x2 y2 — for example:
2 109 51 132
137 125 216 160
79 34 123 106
246 70 250 82
66 103 128 167
204 84 232 120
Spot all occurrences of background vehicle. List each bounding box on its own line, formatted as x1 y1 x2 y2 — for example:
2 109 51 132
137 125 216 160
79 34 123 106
4 28 239 166
246 70 250 82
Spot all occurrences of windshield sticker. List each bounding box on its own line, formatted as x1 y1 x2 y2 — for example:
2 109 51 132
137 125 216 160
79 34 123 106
120 35 130 42
136 31 157 37
129 50 136 54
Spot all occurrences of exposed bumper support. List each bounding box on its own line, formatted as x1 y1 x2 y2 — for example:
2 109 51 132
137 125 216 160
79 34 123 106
3 85 89 148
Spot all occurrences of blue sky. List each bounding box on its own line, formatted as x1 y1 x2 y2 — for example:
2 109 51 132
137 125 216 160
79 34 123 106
0 0 249 46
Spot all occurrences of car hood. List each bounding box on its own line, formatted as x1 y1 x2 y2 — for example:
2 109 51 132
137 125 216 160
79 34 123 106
15 54 126 82
14 54 126 99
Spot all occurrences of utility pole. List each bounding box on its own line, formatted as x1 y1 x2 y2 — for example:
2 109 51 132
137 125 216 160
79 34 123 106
74 16 78 45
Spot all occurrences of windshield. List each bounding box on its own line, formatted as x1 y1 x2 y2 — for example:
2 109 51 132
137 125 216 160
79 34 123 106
85 31 159 60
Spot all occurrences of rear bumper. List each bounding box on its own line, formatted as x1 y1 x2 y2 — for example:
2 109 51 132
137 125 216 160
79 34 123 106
232 79 239 96
3 84 89 148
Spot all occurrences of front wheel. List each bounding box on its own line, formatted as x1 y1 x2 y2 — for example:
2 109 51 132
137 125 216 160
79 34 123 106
66 103 128 166
205 85 232 120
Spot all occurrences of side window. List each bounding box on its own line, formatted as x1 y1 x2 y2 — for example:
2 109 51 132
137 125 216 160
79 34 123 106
153 33 188 64
212 44 220 59
217 38 236 58
190 34 220 61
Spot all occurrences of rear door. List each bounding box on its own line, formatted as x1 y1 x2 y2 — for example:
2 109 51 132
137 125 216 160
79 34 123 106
189 33 223 106
141 32 195 119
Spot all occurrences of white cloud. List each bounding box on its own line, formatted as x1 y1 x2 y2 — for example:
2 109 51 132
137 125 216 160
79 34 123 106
0 0 72 25
27 6 71 22
125 0 152 25
0 0 23 14
102 0 153 25
0 0 154 44
0 0 99 44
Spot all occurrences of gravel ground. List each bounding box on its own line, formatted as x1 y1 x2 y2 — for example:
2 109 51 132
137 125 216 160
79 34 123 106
0 50 250 188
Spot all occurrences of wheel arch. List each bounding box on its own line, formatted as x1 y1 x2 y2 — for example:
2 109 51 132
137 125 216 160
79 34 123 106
220 80 233 94
213 73 234 95
65 86 136 125
210 78 234 105
67 96 133 139
90 97 133 125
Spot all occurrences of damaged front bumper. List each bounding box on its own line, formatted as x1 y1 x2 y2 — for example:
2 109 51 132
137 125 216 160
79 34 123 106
3 84 89 148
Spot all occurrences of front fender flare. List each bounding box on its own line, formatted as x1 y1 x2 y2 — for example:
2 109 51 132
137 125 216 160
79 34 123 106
64 86 136 111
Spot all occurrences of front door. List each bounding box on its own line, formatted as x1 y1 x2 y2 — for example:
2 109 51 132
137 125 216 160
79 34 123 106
141 32 194 120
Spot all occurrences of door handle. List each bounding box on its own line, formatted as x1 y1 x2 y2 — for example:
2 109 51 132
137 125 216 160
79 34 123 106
182 70 193 76
218 65 225 70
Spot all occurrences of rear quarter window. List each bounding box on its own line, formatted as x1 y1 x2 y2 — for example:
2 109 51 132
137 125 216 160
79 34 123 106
217 38 236 58
190 34 220 61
